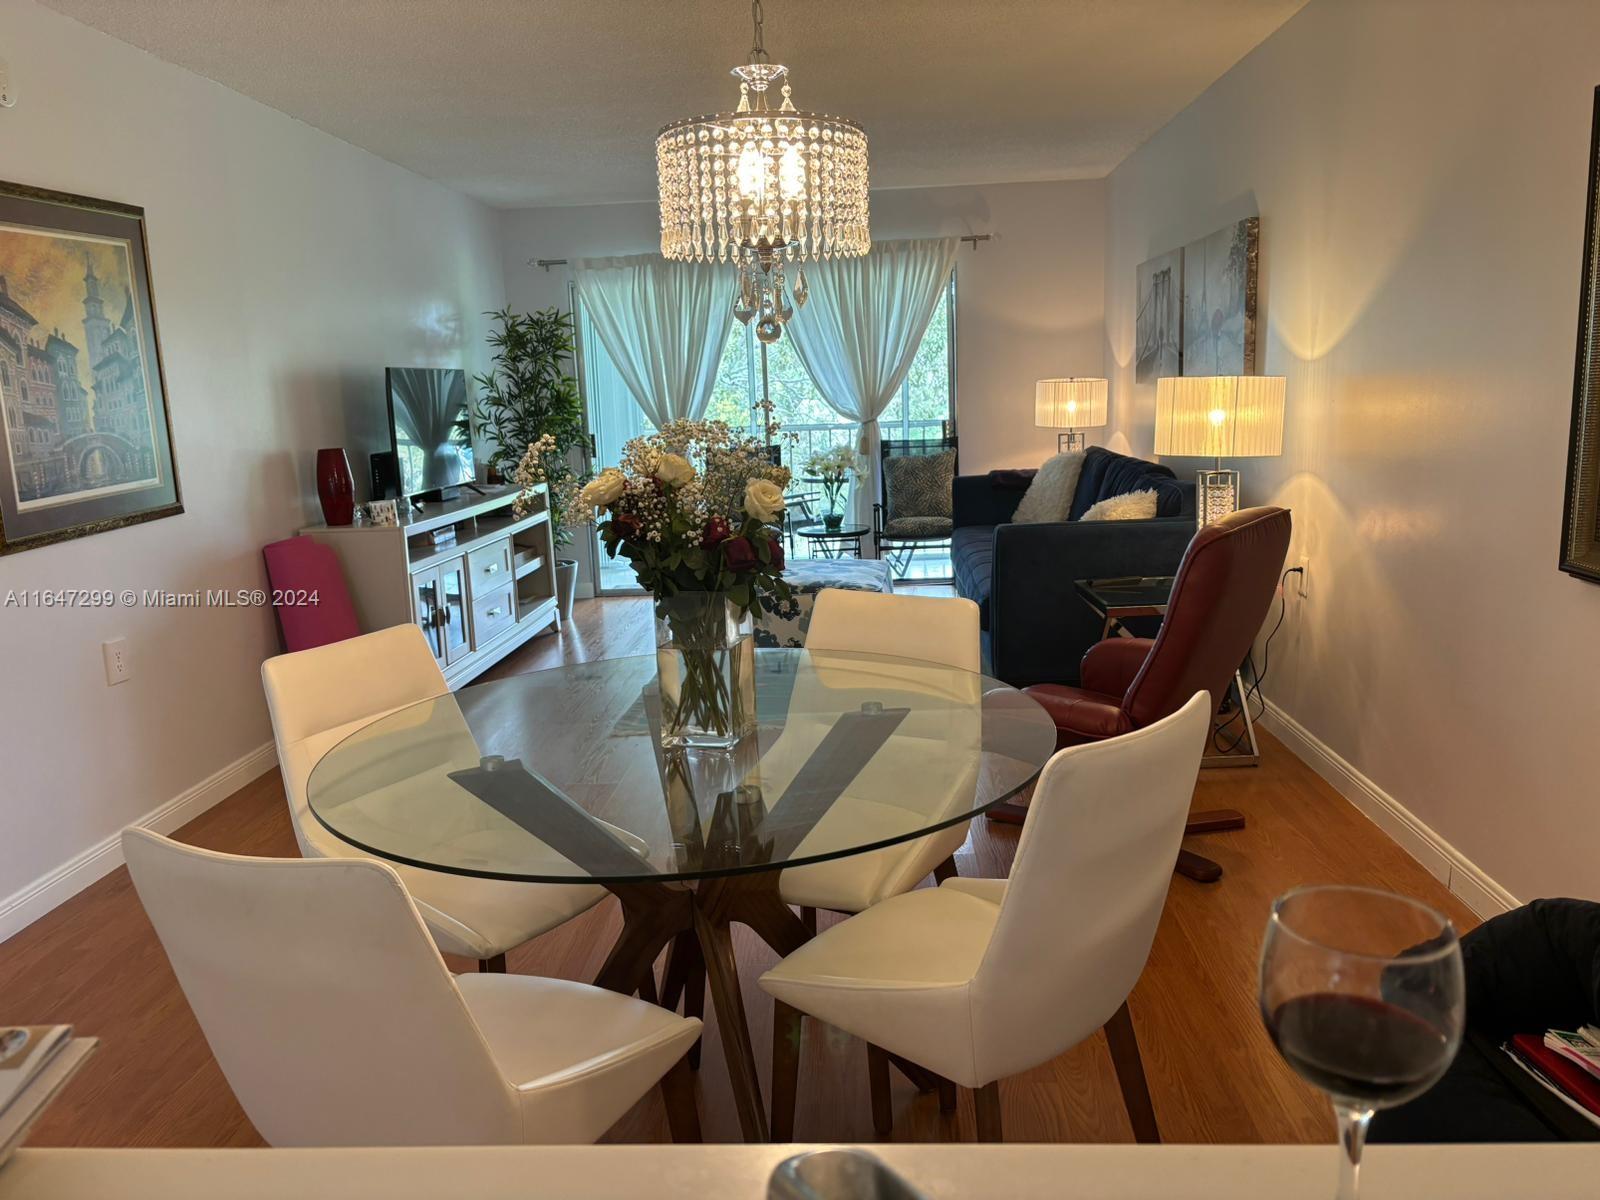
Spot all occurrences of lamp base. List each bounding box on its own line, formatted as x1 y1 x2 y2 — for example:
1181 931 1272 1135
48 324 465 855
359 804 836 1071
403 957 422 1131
1057 430 1086 454
1196 468 1241 527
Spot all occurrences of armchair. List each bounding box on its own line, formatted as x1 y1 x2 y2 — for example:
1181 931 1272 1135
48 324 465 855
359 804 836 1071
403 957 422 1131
874 423 957 578
1000 506 1292 883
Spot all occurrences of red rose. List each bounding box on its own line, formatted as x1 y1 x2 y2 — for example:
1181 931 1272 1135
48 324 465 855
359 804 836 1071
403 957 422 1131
723 537 757 571
702 516 731 548
612 513 641 541
768 537 784 572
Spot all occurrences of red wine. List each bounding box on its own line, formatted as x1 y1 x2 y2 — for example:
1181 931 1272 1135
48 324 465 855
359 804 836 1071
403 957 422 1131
1268 993 1451 1105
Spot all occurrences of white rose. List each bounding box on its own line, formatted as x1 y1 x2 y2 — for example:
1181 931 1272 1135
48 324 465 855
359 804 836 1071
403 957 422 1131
580 470 625 510
743 478 786 523
654 453 696 487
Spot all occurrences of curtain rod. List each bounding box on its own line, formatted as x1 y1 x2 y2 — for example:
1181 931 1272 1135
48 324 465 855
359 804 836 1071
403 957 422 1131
528 233 992 271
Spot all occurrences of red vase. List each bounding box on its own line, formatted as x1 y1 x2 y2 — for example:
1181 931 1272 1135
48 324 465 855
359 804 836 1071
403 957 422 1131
316 448 355 526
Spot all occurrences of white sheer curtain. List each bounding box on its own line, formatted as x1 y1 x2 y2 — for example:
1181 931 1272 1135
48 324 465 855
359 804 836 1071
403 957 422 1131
572 254 734 428
783 237 960 532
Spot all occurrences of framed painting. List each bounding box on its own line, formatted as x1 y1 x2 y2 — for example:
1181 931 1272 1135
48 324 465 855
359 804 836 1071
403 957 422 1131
0 181 180 556
1561 88 1600 583
1181 217 1259 377
1135 249 1182 383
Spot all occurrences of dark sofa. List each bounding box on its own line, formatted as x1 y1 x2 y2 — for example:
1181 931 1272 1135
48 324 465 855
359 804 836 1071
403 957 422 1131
952 447 1197 687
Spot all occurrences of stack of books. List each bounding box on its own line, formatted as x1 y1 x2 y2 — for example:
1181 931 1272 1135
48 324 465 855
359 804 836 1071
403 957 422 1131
0 1025 97 1167
1503 1025 1600 1131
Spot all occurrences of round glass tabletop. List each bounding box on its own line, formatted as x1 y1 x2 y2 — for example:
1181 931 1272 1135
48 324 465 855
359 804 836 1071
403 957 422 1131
306 648 1056 885
795 524 869 538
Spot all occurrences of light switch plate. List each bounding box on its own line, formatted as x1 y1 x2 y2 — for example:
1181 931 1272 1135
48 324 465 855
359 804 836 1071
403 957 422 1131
0 58 14 108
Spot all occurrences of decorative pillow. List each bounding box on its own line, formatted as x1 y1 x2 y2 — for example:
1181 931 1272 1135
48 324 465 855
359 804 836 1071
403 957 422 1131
1012 450 1085 524
1081 488 1159 522
883 450 955 520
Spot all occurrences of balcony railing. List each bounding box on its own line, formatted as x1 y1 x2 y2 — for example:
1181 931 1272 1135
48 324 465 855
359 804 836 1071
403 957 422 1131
778 418 948 476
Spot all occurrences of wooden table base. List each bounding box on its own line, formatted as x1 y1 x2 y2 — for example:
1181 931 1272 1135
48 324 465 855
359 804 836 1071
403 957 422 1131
592 871 812 1143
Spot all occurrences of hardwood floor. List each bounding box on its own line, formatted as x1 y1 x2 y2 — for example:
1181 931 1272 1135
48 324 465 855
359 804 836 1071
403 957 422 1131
0 595 1477 1148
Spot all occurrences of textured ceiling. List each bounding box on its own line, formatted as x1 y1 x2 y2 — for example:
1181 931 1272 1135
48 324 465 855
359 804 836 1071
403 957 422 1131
38 0 1306 208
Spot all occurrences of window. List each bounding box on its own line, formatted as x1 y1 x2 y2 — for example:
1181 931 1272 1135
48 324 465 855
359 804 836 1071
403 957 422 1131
576 275 957 592
704 276 956 464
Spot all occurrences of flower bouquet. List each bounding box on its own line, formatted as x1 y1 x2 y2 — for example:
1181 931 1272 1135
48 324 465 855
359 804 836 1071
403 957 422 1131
541 418 791 748
804 444 859 531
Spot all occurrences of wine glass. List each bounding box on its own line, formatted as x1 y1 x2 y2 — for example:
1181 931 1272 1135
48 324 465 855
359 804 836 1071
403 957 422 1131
1259 885 1465 1199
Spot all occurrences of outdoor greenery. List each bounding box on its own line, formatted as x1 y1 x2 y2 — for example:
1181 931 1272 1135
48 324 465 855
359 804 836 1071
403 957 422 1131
704 282 953 441
474 306 587 547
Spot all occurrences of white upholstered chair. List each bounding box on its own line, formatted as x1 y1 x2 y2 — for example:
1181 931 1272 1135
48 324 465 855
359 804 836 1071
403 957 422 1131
778 589 983 921
760 692 1212 1143
261 624 605 971
122 828 702 1146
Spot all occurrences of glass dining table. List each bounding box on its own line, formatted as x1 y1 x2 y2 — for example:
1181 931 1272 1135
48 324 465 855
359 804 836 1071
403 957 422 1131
307 647 1057 1142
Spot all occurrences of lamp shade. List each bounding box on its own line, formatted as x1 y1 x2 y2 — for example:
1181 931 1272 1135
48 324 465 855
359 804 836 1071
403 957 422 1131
1034 378 1108 430
1153 375 1285 458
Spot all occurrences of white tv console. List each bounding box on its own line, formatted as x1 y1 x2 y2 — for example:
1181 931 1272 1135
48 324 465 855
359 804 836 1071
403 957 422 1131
302 485 558 688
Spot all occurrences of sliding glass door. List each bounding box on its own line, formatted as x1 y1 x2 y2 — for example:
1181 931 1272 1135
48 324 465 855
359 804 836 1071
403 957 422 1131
573 295 652 594
705 277 958 580
575 275 957 587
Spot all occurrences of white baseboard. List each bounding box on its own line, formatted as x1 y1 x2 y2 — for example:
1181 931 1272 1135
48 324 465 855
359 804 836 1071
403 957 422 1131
0 742 277 944
1257 700 1518 920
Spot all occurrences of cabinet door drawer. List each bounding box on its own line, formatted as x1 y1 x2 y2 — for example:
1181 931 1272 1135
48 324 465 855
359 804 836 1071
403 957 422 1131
472 583 516 647
467 537 513 595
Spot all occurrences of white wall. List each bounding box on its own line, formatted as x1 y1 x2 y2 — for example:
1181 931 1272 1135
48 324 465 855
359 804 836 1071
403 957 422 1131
499 178 1108 475
0 0 505 934
1105 0 1600 903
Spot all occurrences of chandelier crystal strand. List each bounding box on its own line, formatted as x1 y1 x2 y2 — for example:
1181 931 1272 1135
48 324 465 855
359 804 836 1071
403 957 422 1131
657 0 869 344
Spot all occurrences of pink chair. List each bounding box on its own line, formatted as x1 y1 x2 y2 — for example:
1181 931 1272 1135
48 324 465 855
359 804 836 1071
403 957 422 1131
261 536 361 652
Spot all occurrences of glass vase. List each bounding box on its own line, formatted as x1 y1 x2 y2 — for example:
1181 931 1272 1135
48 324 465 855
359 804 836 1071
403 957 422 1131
821 479 848 530
654 591 757 750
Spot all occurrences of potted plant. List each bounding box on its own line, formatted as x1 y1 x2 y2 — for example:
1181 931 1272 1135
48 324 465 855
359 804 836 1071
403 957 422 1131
526 418 790 749
804 444 859 531
474 306 587 622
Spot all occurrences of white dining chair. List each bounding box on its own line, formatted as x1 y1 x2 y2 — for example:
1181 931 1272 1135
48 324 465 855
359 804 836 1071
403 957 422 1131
760 691 1212 1143
778 589 984 923
261 624 605 972
122 828 703 1146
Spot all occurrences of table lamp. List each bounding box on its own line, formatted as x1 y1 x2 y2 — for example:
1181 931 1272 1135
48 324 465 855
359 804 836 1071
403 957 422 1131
1154 375 1286 526
1035 377 1108 453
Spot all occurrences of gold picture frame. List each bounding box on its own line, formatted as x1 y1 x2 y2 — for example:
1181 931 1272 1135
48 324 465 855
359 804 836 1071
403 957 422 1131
0 181 181 556
1561 89 1600 583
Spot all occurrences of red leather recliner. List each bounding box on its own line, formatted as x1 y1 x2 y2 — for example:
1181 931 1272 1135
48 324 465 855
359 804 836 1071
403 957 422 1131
998 506 1292 883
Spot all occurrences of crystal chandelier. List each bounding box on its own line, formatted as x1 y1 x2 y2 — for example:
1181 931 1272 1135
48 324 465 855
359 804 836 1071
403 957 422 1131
656 0 870 345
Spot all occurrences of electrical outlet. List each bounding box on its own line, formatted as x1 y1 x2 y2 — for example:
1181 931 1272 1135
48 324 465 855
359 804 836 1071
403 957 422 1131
0 58 14 108
102 637 130 686
1294 555 1311 599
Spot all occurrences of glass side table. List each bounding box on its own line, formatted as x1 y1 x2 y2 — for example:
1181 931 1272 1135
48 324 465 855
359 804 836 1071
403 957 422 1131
1075 575 1261 767
795 522 870 560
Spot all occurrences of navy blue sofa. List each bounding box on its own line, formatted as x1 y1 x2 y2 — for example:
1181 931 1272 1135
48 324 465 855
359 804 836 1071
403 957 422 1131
952 447 1197 687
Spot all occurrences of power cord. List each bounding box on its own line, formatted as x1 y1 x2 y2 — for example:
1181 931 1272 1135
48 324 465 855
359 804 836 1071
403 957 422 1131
1210 565 1301 755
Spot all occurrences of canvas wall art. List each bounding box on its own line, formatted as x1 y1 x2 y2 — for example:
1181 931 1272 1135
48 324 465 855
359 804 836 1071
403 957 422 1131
1181 217 1259 377
0 181 180 556
1560 88 1600 583
1135 249 1182 383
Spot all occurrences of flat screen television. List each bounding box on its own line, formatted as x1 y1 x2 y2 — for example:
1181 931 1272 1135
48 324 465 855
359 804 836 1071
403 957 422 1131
386 367 476 500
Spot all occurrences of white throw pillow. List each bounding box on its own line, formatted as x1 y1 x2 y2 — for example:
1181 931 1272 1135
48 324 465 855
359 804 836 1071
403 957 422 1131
1011 450 1085 524
1081 489 1159 522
